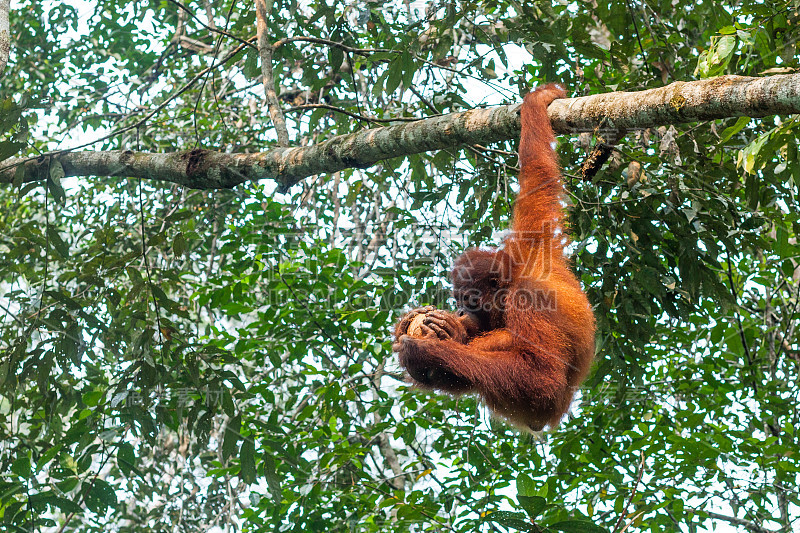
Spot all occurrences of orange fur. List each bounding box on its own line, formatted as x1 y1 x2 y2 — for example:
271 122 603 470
394 85 596 431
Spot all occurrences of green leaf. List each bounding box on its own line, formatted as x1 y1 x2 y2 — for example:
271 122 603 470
222 414 241 461
36 444 63 472
401 51 415 90
173 231 187 256
548 520 609 533
694 34 737 77
385 59 403 95
482 511 539 532
517 472 536 497
29 492 82 514
244 48 260 79
715 35 737 62
775 224 790 258
718 116 750 143
58 477 79 493
240 438 256 484
0 139 25 162
117 442 135 476
329 45 344 72
47 160 67 205
262 451 281 502
46 227 70 257
0 97 23 132
150 285 180 313
82 390 103 407
84 479 117 514
165 210 194 222
518 495 547 519
738 131 769 174
11 456 31 479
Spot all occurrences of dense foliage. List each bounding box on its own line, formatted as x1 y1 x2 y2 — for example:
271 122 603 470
1 0 798 532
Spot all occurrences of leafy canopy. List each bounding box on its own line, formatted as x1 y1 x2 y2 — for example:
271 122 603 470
0 1 798 532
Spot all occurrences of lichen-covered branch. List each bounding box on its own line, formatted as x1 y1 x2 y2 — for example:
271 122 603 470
255 0 289 147
548 73 800 132
3 73 800 191
0 0 10 76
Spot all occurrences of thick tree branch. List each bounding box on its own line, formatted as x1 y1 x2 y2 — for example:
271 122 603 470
550 73 800 131
0 0 10 76
255 0 289 147
3 73 800 191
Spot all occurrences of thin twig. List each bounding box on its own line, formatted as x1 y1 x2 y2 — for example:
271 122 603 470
166 0 255 49
285 103 424 123
0 36 256 173
273 36 393 55
613 451 645 533
701 510 777 533
726 256 759 394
